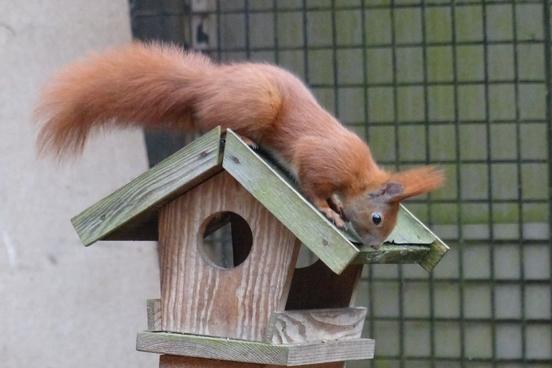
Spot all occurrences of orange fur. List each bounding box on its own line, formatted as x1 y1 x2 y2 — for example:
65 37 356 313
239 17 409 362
34 42 444 247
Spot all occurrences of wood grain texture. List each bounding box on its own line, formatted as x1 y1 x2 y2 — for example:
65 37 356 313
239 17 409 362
353 244 431 264
421 239 449 272
147 299 162 331
285 339 374 365
222 130 359 275
286 262 363 310
159 171 300 341
265 308 367 344
136 332 374 365
159 355 345 368
71 127 223 246
160 355 264 368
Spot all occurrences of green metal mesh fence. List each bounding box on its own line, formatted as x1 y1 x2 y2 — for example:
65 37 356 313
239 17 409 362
130 0 552 366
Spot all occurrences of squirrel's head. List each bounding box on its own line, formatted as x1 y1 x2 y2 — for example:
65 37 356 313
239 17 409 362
343 166 444 248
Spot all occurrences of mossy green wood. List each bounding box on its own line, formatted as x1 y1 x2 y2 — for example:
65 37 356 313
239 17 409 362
387 205 449 271
223 130 359 274
355 245 431 264
71 127 223 246
136 331 375 365
350 207 448 270
347 209 448 270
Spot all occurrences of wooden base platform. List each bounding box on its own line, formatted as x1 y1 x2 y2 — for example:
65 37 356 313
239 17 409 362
136 332 374 366
158 355 346 368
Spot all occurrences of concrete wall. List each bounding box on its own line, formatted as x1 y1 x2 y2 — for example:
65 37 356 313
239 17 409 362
0 1 158 367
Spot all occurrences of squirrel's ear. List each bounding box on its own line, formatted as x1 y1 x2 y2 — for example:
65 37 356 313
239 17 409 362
369 181 403 201
386 166 445 203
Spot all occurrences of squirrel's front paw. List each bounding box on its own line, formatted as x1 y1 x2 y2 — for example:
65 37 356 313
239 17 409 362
320 207 346 229
328 194 347 221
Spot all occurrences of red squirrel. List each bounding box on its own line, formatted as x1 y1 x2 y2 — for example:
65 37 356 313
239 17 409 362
35 42 444 248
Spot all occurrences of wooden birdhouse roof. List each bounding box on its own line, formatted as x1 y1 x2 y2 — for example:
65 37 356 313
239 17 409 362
72 126 449 274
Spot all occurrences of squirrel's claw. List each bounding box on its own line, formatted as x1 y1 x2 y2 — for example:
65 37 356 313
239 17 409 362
319 206 346 229
328 194 348 222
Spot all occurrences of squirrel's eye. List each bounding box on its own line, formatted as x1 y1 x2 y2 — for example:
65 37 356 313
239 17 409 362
371 212 383 225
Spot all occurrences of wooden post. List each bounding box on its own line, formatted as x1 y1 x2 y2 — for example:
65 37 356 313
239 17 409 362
159 355 345 368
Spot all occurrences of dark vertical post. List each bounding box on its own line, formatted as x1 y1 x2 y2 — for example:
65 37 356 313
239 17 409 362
389 2 405 368
450 2 467 367
244 0 250 59
481 2 498 367
360 3 375 366
272 0 280 65
511 2 527 366
129 0 190 167
420 2 436 368
216 0 222 60
302 0 310 85
544 0 552 339
331 0 339 116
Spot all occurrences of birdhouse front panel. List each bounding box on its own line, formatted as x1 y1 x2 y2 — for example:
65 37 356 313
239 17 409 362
158 171 300 341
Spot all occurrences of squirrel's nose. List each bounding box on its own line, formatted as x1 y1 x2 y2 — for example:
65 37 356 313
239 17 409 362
362 235 383 249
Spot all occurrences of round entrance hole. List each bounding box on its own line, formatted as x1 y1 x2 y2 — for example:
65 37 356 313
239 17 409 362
199 211 253 269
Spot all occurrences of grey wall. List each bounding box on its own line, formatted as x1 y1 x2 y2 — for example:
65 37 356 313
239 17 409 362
0 1 158 367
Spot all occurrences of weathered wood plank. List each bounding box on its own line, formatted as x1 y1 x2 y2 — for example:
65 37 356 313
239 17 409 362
159 171 300 341
159 356 345 368
136 332 374 365
421 239 449 272
147 299 162 331
71 127 223 246
347 206 448 270
387 205 435 244
137 332 285 364
393 206 449 271
265 308 367 344
223 130 359 275
285 339 374 365
354 244 431 264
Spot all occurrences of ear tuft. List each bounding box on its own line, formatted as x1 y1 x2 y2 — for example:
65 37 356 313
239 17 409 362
388 166 445 202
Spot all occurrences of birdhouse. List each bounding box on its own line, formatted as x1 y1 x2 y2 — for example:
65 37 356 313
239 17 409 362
72 127 449 367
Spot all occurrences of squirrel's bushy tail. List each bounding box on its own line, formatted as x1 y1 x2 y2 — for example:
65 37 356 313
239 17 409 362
35 42 213 156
